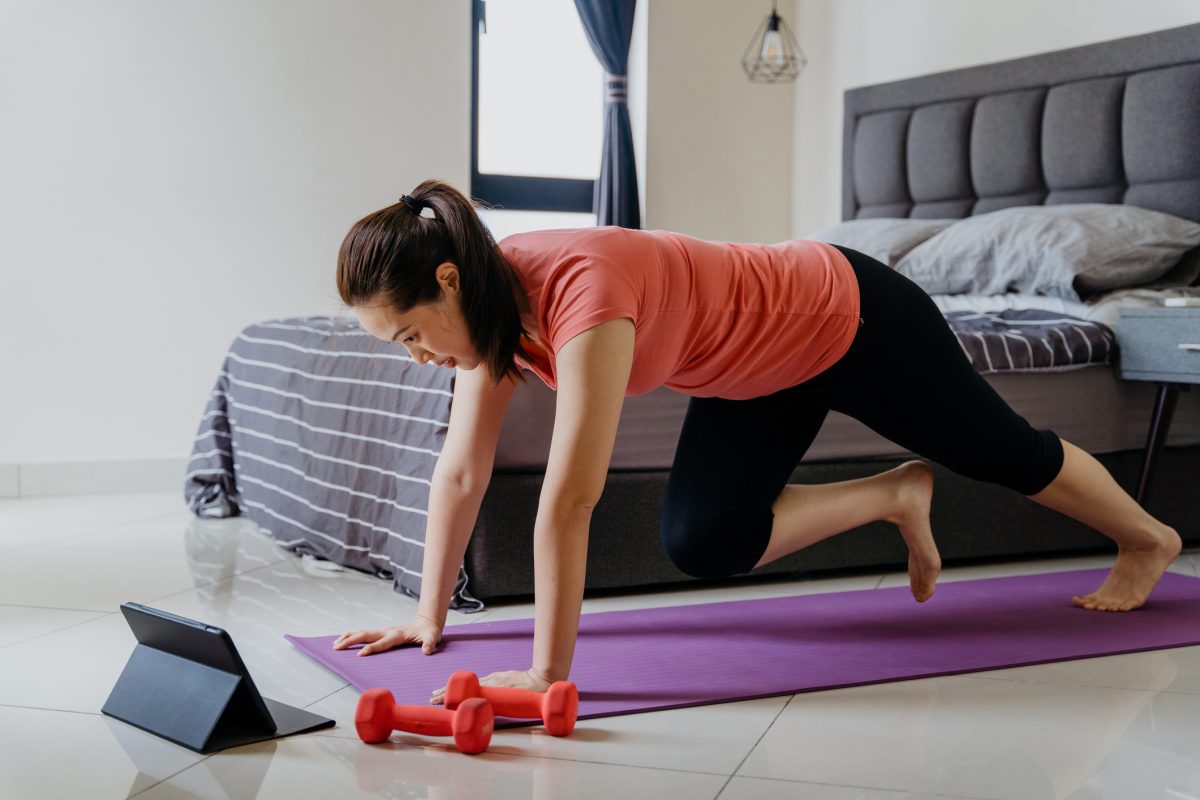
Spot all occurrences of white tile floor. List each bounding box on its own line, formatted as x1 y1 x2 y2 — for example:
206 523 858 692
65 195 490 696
2 492 1199 800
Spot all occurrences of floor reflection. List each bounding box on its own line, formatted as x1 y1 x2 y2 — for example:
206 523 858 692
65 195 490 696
103 715 274 799
336 737 576 800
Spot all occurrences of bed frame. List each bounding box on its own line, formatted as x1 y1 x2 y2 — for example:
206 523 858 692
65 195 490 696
464 23 1200 601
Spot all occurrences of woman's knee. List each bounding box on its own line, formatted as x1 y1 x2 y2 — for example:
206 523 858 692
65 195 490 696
1010 429 1064 495
940 428 1065 496
659 505 773 579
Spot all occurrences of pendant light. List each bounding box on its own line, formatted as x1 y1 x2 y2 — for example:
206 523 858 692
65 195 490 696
741 1 806 84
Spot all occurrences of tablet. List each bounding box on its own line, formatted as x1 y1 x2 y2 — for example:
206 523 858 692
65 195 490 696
102 602 334 752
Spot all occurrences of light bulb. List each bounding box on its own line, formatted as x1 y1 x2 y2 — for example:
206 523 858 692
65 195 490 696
761 29 785 66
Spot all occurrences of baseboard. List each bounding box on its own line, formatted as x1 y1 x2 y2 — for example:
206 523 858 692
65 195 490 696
0 459 188 499
0 464 18 499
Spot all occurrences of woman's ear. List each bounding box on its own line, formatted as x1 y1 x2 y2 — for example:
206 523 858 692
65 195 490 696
436 262 461 294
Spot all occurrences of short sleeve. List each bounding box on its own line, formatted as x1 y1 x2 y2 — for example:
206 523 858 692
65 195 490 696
541 255 640 353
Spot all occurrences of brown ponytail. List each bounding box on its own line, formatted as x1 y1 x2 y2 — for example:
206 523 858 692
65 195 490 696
336 179 532 384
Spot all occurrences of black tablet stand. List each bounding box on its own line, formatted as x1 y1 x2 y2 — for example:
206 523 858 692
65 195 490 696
102 602 334 753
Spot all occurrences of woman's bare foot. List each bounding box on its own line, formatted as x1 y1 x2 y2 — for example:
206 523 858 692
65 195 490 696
884 461 941 602
1072 525 1182 611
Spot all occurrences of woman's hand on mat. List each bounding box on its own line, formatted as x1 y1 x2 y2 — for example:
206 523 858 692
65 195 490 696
429 668 552 705
331 617 443 657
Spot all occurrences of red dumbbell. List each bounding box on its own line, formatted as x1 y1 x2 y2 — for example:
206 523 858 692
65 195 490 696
444 671 579 736
355 687 494 754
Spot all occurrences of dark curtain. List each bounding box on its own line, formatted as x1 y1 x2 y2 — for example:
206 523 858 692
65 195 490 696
574 0 641 229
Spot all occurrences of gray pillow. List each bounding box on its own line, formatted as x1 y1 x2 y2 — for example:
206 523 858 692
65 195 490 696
893 204 1200 300
807 218 954 267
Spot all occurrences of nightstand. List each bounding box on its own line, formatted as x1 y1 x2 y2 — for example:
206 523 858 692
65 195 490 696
1115 307 1200 505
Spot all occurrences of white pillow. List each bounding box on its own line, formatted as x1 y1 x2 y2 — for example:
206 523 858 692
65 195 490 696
807 218 954 267
894 204 1200 300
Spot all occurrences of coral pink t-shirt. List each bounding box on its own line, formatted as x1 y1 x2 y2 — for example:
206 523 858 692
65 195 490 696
498 227 860 400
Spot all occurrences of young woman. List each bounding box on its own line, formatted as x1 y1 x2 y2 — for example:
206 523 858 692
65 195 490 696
331 179 1182 701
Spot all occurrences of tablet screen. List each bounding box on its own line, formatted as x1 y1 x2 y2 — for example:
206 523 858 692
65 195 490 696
119 602 276 733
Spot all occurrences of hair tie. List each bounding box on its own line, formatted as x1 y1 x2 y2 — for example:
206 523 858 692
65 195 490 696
399 194 425 215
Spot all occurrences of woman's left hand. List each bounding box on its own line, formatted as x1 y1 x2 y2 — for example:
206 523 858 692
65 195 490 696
430 668 551 705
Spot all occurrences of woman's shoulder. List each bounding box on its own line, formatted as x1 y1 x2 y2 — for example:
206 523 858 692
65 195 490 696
498 225 638 250
500 227 656 279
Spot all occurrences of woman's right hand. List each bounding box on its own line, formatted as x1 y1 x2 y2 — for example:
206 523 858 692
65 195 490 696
331 616 443 657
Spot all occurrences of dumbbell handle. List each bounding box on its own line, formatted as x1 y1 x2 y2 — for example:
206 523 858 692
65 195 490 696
389 704 457 736
475 686 546 718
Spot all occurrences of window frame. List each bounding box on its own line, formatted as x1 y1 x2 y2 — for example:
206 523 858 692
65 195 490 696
470 0 596 213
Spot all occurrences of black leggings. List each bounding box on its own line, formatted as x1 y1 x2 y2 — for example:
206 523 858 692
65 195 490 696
659 245 1065 579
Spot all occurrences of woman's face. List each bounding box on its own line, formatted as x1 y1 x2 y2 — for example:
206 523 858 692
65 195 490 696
354 263 481 371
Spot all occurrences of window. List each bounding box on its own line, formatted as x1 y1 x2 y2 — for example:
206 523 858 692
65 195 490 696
471 0 601 228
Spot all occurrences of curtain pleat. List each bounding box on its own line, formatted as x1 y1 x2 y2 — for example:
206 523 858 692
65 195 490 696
574 0 641 229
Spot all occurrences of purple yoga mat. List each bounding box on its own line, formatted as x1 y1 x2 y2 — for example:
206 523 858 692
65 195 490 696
287 569 1200 727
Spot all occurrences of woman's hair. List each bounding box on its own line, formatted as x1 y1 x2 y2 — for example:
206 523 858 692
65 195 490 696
336 179 532 384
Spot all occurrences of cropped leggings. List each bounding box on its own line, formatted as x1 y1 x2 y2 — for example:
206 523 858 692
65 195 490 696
659 245 1065 579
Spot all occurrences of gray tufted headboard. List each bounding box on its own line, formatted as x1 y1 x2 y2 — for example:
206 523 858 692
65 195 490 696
842 23 1200 224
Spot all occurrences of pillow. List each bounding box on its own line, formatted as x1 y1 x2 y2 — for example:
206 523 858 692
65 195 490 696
893 204 1200 300
1148 244 1200 288
806 218 954 267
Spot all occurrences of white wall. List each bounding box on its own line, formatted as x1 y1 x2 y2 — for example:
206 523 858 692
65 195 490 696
1 0 471 482
644 0 795 243
1 0 795 492
791 0 1200 238
628 0 650 223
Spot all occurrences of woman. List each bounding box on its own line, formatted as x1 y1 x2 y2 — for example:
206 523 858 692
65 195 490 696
332 179 1182 701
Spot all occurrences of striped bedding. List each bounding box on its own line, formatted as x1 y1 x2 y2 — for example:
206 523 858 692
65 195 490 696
184 317 474 609
185 308 1113 606
945 309 1115 374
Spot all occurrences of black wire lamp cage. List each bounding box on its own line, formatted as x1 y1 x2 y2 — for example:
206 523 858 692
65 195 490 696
741 1 807 83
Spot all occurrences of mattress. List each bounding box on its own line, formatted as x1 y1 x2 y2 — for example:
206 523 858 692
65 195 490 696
494 364 1200 470
808 366 1200 463
493 289 1200 470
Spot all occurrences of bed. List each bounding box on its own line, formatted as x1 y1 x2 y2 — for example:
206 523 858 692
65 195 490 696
186 22 1200 608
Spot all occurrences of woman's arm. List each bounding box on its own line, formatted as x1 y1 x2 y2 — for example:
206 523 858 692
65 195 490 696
532 318 635 681
426 317 634 701
334 362 518 655
416 365 519 626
